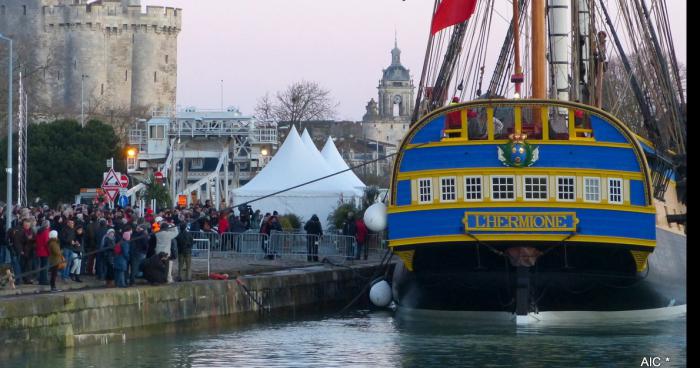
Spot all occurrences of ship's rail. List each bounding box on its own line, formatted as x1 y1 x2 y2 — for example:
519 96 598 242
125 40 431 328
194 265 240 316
411 99 650 145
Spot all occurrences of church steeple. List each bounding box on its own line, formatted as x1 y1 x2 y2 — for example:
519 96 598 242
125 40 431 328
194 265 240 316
391 33 401 66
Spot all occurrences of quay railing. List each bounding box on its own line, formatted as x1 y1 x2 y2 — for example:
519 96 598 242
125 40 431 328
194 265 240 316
185 230 386 267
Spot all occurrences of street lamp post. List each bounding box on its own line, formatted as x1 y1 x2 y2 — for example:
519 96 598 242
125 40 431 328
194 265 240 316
0 33 13 231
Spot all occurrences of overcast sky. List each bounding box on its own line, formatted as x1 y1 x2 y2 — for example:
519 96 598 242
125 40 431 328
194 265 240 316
145 0 686 121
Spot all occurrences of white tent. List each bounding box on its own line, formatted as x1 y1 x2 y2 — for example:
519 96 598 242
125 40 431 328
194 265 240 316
320 135 366 190
231 127 361 228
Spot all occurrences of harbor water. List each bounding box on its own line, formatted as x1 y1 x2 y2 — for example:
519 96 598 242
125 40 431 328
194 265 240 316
7 309 686 367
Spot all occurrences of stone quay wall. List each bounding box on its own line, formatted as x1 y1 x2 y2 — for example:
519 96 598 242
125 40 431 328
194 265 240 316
0 264 385 357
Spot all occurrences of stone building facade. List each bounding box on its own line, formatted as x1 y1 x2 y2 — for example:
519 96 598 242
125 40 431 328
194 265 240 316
0 0 180 117
362 40 415 147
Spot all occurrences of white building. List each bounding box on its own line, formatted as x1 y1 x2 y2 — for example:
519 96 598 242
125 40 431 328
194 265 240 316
127 107 277 208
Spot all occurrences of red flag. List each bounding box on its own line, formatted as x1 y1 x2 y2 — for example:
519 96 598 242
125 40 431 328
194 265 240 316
431 0 478 35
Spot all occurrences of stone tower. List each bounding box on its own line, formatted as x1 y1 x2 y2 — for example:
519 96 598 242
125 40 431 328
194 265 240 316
0 0 181 118
377 38 414 118
362 38 415 148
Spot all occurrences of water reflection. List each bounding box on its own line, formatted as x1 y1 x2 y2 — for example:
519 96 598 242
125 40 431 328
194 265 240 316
6 310 685 368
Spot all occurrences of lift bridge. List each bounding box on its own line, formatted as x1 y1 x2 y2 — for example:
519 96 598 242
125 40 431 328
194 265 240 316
127 107 277 209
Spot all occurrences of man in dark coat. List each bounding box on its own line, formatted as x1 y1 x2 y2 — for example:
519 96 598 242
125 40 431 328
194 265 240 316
129 225 149 286
341 212 357 260
142 252 169 285
13 220 35 284
85 215 100 275
304 214 323 262
175 223 193 281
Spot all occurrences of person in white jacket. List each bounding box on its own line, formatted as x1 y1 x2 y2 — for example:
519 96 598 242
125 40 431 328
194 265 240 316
154 221 179 283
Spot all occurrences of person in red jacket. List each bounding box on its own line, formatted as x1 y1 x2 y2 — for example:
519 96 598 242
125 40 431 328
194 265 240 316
354 218 369 260
218 210 230 234
35 220 51 285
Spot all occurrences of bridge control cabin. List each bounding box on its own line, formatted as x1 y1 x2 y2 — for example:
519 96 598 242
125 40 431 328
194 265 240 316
387 99 659 275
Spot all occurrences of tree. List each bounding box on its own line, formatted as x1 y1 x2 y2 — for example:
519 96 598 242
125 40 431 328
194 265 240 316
255 81 338 129
141 174 172 210
0 119 123 206
254 92 276 122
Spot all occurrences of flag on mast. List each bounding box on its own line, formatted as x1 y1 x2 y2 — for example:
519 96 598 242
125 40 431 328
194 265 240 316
430 0 478 35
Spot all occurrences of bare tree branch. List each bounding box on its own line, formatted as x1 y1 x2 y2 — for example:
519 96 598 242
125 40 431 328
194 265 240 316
254 80 338 128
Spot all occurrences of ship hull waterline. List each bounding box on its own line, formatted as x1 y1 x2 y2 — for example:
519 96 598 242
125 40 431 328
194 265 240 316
390 227 685 321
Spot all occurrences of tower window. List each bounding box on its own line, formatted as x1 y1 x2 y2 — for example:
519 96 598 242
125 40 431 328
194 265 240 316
23 5 27 15
101 84 104 95
154 71 157 82
125 69 128 81
165 55 169 64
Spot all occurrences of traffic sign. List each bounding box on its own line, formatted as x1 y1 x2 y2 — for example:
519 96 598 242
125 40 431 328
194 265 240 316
101 168 122 203
102 168 120 188
103 188 120 203
120 174 129 188
154 171 164 183
118 194 129 208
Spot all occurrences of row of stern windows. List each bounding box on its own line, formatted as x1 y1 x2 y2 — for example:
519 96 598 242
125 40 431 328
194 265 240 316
411 175 628 205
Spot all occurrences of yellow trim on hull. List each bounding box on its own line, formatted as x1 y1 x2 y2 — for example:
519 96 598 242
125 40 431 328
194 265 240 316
396 168 645 181
405 140 634 150
388 201 656 214
388 234 656 248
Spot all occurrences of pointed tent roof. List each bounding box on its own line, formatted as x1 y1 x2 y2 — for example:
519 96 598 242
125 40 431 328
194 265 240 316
301 129 329 167
321 136 366 189
234 127 351 193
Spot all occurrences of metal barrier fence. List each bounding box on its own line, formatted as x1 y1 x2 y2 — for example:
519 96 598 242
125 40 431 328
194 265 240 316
186 231 384 264
190 236 211 275
219 231 270 260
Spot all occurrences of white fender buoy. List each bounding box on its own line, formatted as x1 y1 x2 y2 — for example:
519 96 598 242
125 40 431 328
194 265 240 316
369 280 392 307
364 203 387 232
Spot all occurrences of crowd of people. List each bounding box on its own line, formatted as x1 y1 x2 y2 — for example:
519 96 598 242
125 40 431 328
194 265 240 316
0 200 372 292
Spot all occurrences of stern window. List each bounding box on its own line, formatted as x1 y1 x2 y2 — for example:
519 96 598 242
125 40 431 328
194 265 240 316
464 176 482 201
608 178 623 204
491 176 515 201
524 176 549 200
584 177 601 202
556 176 576 201
418 178 433 204
440 177 457 202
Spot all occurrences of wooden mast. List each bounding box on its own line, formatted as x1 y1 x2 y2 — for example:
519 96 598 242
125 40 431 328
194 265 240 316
531 0 546 98
511 0 524 97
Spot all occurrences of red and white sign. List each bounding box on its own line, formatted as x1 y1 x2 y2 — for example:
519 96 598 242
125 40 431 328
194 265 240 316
101 168 121 202
102 168 120 188
103 188 120 203
120 174 129 188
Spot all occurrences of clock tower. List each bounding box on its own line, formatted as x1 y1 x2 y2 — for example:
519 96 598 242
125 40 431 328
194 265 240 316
362 36 416 152
377 38 414 118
